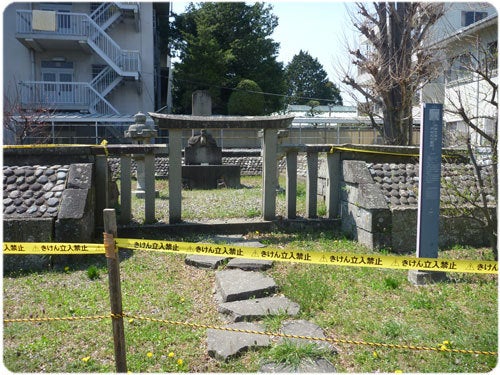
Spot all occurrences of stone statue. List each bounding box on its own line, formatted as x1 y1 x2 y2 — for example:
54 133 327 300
187 129 217 148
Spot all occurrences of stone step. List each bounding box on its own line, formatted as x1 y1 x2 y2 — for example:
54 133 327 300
215 269 277 303
279 320 338 353
226 258 273 271
260 357 337 373
185 254 227 269
218 295 300 322
207 322 270 361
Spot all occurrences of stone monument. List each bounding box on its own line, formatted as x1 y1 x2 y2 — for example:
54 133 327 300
182 129 241 189
180 91 241 189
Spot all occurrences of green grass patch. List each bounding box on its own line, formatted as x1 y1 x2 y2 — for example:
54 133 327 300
126 175 327 223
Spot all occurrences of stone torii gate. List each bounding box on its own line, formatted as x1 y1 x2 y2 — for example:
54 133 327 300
148 113 294 223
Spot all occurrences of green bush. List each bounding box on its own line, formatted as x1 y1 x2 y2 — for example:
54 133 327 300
228 79 265 115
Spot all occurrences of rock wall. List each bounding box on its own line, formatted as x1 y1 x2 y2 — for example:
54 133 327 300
335 158 495 253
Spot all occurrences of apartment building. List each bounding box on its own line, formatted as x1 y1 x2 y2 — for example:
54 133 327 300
421 3 498 147
354 3 497 147
3 2 171 144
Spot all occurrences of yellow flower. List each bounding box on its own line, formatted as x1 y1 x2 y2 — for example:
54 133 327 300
64 266 70 272
180 298 185 303
128 318 134 323
168 352 175 358
147 352 153 358
373 351 379 358
440 344 448 351
177 358 184 366
442 340 450 345
81 356 90 363
395 370 403 374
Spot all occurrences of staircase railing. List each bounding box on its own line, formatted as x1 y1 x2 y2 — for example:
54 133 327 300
16 10 140 77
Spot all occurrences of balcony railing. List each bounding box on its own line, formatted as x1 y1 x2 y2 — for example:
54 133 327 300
16 10 140 76
18 81 118 114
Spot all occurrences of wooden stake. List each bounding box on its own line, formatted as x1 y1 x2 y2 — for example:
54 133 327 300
103 208 127 372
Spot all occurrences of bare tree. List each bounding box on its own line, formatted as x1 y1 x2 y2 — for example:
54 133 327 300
441 36 497 259
3 84 52 145
343 2 444 145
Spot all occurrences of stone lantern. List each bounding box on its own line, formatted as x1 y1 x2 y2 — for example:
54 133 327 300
125 112 158 198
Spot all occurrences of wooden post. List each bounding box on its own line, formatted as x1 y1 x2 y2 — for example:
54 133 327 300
103 209 127 372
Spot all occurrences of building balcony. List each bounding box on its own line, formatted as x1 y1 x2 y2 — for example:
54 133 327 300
15 10 140 78
18 81 118 114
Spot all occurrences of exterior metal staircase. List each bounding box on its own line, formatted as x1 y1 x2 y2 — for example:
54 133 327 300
15 2 140 115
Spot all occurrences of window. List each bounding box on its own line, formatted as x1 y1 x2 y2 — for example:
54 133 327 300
461 11 488 27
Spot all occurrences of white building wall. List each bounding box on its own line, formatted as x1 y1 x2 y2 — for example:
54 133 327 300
3 3 34 100
3 2 156 116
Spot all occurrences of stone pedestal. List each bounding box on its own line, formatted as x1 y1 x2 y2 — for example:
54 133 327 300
408 270 448 285
182 165 241 189
133 156 159 198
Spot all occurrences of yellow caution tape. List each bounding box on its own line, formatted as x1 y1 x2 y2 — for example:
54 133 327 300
3 242 105 255
114 238 498 274
329 146 420 157
4 239 496 274
3 144 94 149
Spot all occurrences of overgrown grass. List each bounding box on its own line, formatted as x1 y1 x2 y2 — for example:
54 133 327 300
3 177 497 372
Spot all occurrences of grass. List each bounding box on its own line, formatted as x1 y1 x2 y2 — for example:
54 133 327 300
126 175 326 223
3 176 498 372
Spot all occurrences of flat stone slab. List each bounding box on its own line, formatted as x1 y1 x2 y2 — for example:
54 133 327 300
280 320 338 353
207 322 270 361
226 258 273 271
260 358 336 373
185 255 228 269
218 296 300 322
215 269 277 302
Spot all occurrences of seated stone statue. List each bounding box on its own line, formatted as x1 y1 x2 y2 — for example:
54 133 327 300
187 129 217 147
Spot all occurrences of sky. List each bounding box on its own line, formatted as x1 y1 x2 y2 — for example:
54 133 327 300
170 1 358 101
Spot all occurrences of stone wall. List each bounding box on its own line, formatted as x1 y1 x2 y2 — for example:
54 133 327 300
3 163 96 243
327 148 496 253
3 147 100 270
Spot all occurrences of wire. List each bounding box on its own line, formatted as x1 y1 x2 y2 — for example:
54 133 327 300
140 69 343 104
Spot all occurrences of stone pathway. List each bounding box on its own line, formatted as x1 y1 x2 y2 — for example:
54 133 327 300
184 235 337 372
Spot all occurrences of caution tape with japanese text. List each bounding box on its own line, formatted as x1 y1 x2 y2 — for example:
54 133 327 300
3 239 497 274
